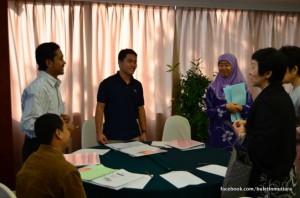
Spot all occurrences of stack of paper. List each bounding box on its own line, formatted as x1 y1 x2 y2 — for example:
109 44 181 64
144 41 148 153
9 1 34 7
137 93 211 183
72 148 110 156
90 169 147 190
64 152 100 166
167 139 205 151
79 164 116 180
106 141 167 157
151 141 171 148
80 164 151 190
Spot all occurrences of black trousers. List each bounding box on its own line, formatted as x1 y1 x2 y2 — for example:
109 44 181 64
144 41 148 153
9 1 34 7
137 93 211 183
22 136 40 162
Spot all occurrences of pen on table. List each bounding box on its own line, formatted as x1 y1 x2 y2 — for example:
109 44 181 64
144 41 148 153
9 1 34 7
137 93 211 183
198 162 210 166
144 171 153 178
116 172 124 176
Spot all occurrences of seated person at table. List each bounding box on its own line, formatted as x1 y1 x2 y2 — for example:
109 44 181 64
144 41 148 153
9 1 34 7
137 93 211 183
16 113 87 198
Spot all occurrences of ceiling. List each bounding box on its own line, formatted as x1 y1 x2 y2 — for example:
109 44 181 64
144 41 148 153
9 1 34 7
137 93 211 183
81 0 300 12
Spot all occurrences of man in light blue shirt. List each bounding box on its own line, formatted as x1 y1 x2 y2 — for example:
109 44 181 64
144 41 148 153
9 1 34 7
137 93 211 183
281 46 300 128
280 45 300 196
21 42 70 162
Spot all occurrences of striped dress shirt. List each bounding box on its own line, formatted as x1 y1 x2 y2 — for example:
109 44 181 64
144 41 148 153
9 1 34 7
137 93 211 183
21 71 65 138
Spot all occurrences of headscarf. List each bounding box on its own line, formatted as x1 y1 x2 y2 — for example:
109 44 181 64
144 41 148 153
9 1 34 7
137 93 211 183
210 53 247 99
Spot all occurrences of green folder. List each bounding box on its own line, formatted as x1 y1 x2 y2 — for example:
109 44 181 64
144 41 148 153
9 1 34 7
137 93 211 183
79 164 117 181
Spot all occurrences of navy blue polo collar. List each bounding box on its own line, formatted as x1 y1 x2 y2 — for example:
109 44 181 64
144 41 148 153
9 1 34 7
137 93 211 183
116 71 135 85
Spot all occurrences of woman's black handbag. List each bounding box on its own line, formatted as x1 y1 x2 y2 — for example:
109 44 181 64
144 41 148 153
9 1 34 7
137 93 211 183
222 145 252 198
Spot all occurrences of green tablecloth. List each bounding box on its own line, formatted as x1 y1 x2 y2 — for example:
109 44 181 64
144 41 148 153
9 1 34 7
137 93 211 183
83 144 230 198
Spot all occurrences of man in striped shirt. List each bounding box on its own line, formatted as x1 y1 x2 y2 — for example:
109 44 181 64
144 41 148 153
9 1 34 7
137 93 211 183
21 42 70 162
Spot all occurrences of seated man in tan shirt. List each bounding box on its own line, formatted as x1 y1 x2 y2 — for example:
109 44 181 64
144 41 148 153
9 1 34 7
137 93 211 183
16 113 86 198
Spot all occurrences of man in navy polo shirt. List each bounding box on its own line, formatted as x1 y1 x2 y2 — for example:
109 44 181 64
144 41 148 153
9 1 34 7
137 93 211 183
95 49 147 144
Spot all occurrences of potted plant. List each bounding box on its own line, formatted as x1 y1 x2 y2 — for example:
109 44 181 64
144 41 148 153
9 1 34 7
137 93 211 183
166 58 211 141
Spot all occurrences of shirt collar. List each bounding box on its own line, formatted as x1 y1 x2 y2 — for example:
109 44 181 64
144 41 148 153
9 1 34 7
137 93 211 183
38 144 64 157
40 71 61 88
116 71 134 84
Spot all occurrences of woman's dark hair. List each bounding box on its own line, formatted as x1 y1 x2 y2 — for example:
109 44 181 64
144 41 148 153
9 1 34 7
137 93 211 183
34 113 63 144
252 47 288 83
35 42 60 71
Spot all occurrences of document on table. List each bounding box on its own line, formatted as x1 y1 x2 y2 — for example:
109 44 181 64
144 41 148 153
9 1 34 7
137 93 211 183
160 171 205 188
223 82 246 122
124 174 152 189
106 141 167 157
73 148 110 156
167 139 205 151
197 164 227 177
64 152 100 166
79 164 117 180
90 169 147 190
106 141 143 150
151 141 171 148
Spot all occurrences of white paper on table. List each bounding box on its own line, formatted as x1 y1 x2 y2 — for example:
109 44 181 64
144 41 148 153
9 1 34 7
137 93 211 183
180 145 205 151
106 141 167 157
160 171 205 188
91 169 146 190
106 141 144 150
167 139 205 151
73 148 110 156
121 144 157 154
124 174 152 189
151 141 171 148
197 164 227 177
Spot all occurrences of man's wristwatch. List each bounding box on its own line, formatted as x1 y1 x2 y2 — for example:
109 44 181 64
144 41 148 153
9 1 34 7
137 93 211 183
141 130 147 134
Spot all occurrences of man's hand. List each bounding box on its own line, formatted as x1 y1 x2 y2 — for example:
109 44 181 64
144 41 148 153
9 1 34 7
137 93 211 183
61 114 70 123
66 123 78 136
97 132 108 145
140 132 147 142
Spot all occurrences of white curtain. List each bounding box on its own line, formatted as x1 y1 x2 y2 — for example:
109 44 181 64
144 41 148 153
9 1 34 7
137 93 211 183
8 1 300 147
8 1 175 143
175 8 300 97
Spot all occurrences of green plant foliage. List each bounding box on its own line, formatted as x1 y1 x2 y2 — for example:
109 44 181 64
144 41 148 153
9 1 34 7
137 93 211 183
167 58 211 141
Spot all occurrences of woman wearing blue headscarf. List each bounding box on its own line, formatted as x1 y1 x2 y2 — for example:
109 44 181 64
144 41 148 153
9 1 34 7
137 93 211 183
204 53 253 152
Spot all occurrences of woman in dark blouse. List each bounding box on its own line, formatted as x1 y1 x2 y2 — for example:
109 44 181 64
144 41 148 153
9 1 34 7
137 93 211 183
233 48 297 197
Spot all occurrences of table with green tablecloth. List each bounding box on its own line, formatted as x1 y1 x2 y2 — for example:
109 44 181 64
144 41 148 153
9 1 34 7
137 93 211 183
83 143 230 198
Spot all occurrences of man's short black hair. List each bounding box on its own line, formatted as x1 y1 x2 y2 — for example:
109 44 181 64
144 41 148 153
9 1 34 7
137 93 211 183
118 49 137 61
279 45 300 76
34 113 63 145
35 42 60 71
252 47 288 84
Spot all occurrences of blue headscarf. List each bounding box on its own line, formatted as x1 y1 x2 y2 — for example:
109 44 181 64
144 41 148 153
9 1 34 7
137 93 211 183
210 53 247 100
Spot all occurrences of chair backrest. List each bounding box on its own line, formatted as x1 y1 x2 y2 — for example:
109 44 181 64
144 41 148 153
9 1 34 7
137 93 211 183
162 115 191 141
0 183 16 198
81 117 99 148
